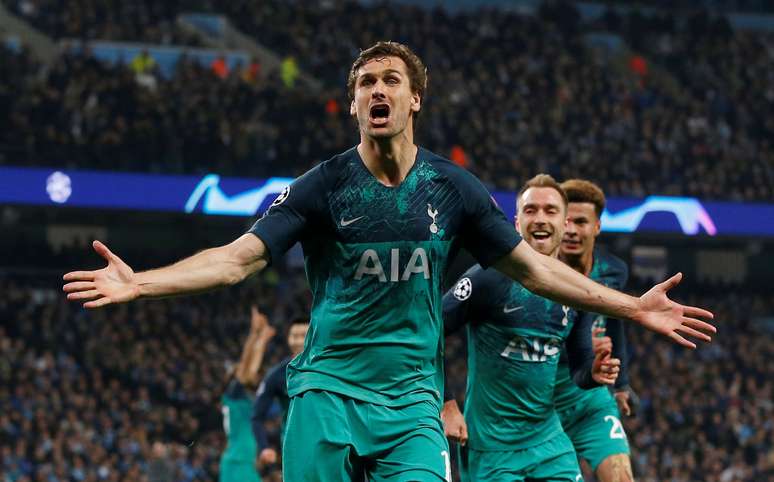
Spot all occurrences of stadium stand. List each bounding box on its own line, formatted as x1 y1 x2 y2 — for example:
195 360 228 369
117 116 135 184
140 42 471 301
0 2 772 200
1 0 203 45
0 266 310 482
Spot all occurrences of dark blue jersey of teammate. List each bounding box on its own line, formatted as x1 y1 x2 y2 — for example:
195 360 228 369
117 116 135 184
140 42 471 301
443 265 600 451
249 146 522 408
251 357 292 450
554 248 630 413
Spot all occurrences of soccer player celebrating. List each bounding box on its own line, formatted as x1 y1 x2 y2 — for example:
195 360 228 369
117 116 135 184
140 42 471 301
441 174 620 481
251 317 309 471
555 179 636 482
64 41 714 481
220 306 276 482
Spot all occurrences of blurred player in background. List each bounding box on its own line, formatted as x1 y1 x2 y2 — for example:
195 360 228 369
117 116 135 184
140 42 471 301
556 179 636 482
220 306 276 482
64 41 714 482
252 317 309 471
441 174 621 481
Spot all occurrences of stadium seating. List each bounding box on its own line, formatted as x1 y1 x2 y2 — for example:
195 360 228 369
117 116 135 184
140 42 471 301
0 3 771 200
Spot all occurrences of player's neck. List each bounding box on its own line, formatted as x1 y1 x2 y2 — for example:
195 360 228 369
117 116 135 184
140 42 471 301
560 249 594 276
358 132 417 187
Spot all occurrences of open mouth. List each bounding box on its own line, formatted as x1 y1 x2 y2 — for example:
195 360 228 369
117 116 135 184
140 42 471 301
531 231 552 240
369 104 390 124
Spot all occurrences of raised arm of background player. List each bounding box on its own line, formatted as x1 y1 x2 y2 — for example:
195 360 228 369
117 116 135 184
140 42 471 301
62 167 714 347
223 307 276 410
234 306 276 388
439 267 620 445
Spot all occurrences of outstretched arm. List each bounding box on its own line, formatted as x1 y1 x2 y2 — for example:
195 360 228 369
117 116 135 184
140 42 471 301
63 234 269 308
493 242 715 348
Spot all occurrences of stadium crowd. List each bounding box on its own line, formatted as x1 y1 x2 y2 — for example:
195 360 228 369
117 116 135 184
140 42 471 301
0 267 309 482
0 2 772 200
1 262 773 481
2 0 203 46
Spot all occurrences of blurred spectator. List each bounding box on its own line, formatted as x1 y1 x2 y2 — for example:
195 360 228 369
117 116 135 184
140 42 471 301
280 56 299 89
130 50 156 76
211 55 228 80
450 145 469 169
148 442 175 482
240 58 261 85
628 54 648 78
325 97 340 116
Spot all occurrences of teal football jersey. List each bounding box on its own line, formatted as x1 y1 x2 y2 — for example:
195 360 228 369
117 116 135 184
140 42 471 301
221 380 258 464
250 146 521 408
443 266 597 451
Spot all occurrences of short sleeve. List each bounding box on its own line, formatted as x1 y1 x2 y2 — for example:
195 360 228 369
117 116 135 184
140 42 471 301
248 165 326 265
442 265 486 402
442 265 494 335
457 173 522 268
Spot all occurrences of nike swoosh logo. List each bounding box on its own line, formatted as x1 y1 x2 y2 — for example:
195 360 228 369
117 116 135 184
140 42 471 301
503 305 523 314
340 216 365 227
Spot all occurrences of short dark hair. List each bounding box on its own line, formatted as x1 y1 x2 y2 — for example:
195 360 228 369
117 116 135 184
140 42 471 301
517 174 568 209
560 179 606 218
347 41 428 120
289 316 310 327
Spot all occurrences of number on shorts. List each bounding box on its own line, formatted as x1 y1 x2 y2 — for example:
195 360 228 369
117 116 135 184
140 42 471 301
441 450 451 481
222 406 230 436
604 415 626 440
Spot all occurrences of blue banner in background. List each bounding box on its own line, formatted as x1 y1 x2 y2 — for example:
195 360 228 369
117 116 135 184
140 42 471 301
491 192 722 236
2 166 772 237
1 167 292 217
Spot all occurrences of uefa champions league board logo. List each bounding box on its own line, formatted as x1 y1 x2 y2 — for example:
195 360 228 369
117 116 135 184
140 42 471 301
46 171 72 204
184 175 293 216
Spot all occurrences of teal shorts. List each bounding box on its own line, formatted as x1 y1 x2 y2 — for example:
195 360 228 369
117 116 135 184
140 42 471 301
560 399 630 471
219 459 261 482
459 432 583 482
283 390 450 482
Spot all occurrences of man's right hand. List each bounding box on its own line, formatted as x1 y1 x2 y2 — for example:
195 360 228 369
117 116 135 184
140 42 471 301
258 447 278 467
63 240 140 308
441 399 468 446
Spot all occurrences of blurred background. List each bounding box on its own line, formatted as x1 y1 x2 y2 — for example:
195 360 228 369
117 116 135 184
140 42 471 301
1 0 773 481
